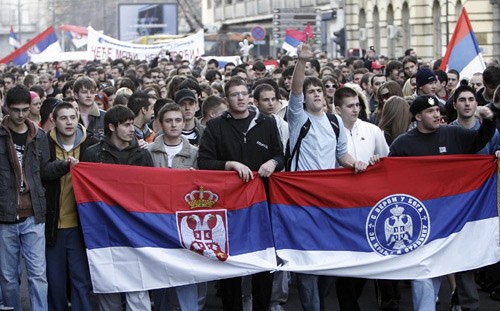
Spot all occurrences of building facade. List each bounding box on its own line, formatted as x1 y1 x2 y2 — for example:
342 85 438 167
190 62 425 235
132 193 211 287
203 0 498 62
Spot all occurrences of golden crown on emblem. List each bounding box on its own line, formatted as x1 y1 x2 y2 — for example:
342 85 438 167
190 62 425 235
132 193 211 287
184 186 219 209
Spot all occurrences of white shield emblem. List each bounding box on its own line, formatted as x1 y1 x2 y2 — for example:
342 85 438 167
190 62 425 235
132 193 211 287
177 209 229 261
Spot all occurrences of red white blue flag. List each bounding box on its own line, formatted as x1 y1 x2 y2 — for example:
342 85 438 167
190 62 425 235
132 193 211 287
269 155 500 279
282 24 313 55
60 24 88 49
440 8 485 79
0 26 61 66
9 26 20 49
71 163 276 293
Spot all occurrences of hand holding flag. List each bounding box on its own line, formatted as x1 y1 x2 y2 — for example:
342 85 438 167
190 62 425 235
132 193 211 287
282 24 314 56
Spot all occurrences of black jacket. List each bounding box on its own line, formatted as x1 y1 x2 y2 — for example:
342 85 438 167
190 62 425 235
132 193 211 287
198 110 284 171
81 137 153 167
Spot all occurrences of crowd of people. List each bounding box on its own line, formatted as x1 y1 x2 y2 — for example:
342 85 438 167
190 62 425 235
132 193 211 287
0 41 499 311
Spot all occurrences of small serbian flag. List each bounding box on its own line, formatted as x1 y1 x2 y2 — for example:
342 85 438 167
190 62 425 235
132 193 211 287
71 163 276 293
440 8 485 79
60 24 88 49
282 24 313 54
269 155 500 279
9 26 20 49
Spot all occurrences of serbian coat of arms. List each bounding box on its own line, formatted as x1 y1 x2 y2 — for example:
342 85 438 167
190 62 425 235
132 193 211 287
177 186 229 261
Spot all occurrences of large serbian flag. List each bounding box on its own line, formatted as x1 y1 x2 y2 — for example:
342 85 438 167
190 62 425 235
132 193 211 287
440 7 485 79
0 26 60 66
269 155 500 279
71 163 276 293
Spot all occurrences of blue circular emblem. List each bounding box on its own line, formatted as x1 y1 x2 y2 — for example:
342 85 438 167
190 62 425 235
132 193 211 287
366 194 430 256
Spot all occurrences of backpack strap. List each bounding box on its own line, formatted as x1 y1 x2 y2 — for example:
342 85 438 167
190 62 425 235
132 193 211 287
326 113 340 140
286 114 339 171
286 118 311 171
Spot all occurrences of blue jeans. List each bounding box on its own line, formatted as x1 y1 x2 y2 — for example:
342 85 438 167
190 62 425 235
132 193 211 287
296 273 320 311
152 284 198 310
46 228 91 311
0 216 48 311
411 277 441 311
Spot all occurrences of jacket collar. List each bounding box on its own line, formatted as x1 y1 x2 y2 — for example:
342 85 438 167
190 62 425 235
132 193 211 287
150 135 192 157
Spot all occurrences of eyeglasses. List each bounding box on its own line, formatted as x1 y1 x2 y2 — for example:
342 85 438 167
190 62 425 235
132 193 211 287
325 84 338 89
228 91 249 98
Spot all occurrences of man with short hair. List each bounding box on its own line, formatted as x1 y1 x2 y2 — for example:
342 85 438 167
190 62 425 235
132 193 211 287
2 72 16 93
280 66 294 93
149 103 200 309
470 72 484 93
389 94 496 311
253 82 291 311
479 65 500 107
23 74 39 88
86 67 99 83
447 69 460 93
405 48 418 58
198 77 284 311
41 102 97 310
111 66 124 83
305 59 320 77
175 66 190 77
174 89 205 146
335 87 388 163
82 105 153 311
452 84 500 153
74 76 106 140
139 74 154 90
0 85 49 310
253 61 267 80
253 83 289 159
207 59 219 70
288 41 368 311
128 92 155 143
333 86 389 310
40 73 61 98
135 64 148 79
201 95 227 126
351 69 365 85
434 70 449 101
224 62 236 76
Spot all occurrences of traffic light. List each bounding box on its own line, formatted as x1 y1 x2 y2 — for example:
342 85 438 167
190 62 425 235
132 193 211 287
334 28 346 57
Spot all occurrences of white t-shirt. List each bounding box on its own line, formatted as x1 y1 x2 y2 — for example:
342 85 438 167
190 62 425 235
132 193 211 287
163 143 183 168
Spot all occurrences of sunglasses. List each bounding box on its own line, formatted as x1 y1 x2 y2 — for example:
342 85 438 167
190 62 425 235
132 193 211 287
325 84 338 89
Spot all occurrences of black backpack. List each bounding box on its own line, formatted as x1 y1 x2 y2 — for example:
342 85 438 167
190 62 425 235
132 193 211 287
285 113 340 171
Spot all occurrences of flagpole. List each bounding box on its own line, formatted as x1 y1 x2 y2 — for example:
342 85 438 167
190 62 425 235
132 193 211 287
446 0 450 45
17 0 21 43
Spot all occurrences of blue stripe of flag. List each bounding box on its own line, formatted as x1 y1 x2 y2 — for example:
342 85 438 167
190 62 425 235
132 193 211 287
284 35 302 48
78 200 274 256
447 31 481 72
